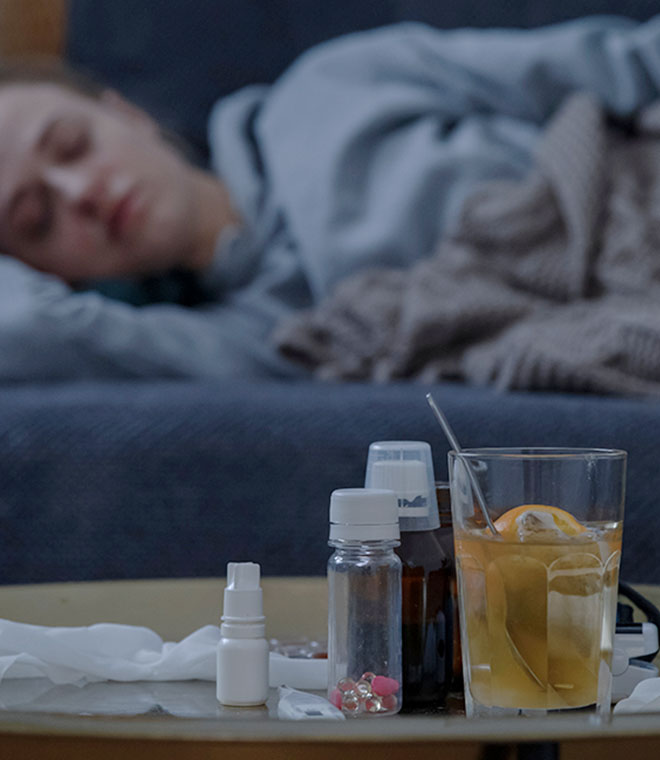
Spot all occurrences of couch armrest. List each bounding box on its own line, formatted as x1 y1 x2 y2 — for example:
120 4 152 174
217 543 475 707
0 0 68 57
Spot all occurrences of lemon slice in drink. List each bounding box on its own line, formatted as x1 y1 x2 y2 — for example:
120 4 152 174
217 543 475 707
494 504 586 541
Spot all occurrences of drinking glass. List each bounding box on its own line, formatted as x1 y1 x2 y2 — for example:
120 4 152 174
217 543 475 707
448 448 626 718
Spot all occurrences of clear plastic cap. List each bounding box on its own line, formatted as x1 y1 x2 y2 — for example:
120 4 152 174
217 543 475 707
364 441 440 532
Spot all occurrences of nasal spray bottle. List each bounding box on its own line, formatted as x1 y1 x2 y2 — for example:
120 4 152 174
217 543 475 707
216 562 269 706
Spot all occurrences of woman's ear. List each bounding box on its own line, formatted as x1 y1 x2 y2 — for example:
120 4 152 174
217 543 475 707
99 89 159 134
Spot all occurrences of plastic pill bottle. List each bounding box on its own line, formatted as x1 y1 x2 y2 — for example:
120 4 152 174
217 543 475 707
327 488 402 717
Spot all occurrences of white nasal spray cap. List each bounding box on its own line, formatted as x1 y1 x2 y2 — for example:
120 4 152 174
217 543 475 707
365 441 440 532
222 562 264 624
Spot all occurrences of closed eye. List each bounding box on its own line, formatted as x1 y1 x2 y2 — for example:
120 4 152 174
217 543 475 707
11 184 52 241
40 116 91 164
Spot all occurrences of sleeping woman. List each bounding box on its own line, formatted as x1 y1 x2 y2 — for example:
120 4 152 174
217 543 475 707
0 15 657 381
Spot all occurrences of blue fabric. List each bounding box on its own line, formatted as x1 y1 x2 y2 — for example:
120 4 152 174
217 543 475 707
68 0 660 162
0 381 657 584
210 17 660 306
64 1 660 307
0 256 301 381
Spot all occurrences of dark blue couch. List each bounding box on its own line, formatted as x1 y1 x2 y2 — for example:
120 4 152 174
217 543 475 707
2 0 659 585
3 381 660 584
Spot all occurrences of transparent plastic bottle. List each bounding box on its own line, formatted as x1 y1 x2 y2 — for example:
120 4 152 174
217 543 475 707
327 488 402 717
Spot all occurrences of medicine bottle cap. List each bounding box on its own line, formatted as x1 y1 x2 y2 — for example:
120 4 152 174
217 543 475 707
329 488 400 541
365 441 440 532
222 562 264 622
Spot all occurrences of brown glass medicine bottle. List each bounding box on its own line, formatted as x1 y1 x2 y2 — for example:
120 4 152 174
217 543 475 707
433 481 462 693
365 441 454 710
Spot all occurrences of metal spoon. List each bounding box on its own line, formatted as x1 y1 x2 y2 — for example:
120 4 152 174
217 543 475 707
426 392 499 536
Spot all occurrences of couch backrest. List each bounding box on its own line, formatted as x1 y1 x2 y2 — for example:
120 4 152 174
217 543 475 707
67 0 660 162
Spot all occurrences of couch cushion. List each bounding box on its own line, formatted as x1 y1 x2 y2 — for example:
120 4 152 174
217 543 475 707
0 380 657 584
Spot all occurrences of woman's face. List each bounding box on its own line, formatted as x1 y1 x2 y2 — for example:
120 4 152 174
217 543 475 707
0 83 200 281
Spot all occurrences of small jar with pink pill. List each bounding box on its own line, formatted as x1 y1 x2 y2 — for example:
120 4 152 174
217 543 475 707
327 488 402 717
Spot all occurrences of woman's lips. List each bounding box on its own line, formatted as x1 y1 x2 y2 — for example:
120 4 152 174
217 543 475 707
108 186 144 242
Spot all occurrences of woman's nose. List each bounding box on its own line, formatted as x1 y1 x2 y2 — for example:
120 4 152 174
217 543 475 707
42 165 106 218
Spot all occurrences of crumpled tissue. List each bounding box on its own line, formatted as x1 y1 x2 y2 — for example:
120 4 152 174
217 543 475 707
614 677 660 714
0 679 226 717
0 618 220 686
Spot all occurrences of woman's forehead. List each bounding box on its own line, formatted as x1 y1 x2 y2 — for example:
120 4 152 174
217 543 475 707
0 84 96 153
0 83 104 167
0 82 95 120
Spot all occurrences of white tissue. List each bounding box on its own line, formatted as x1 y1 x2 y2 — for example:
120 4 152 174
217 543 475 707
0 679 223 716
613 677 660 714
0 618 220 686
0 618 329 691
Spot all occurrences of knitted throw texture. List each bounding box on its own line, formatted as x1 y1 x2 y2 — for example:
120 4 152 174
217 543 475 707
275 94 660 395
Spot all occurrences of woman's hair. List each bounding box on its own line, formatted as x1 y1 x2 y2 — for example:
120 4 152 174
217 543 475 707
0 55 106 98
0 55 198 163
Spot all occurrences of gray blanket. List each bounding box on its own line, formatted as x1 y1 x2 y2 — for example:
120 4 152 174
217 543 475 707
275 94 660 396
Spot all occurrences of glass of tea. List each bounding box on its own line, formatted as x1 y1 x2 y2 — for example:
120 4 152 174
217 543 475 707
448 448 626 719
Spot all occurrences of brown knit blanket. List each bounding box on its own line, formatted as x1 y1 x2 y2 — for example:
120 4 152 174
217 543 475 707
274 94 660 395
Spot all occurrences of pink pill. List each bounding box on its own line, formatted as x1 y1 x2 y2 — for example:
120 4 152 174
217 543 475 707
371 676 399 697
329 688 342 709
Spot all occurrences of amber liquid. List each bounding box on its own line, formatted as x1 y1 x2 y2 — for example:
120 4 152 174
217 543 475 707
433 512 463 695
455 522 622 710
433 504 462 692
397 530 452 709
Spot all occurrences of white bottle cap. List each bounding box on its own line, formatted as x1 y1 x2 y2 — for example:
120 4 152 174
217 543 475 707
222 562 264 622
365 441 440 532
329 488 400 541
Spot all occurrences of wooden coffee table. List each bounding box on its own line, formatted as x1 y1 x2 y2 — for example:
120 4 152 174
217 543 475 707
1 577 660 759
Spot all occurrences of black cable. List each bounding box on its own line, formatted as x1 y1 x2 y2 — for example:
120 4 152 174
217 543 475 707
517 743 558 760
619 580 660 661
